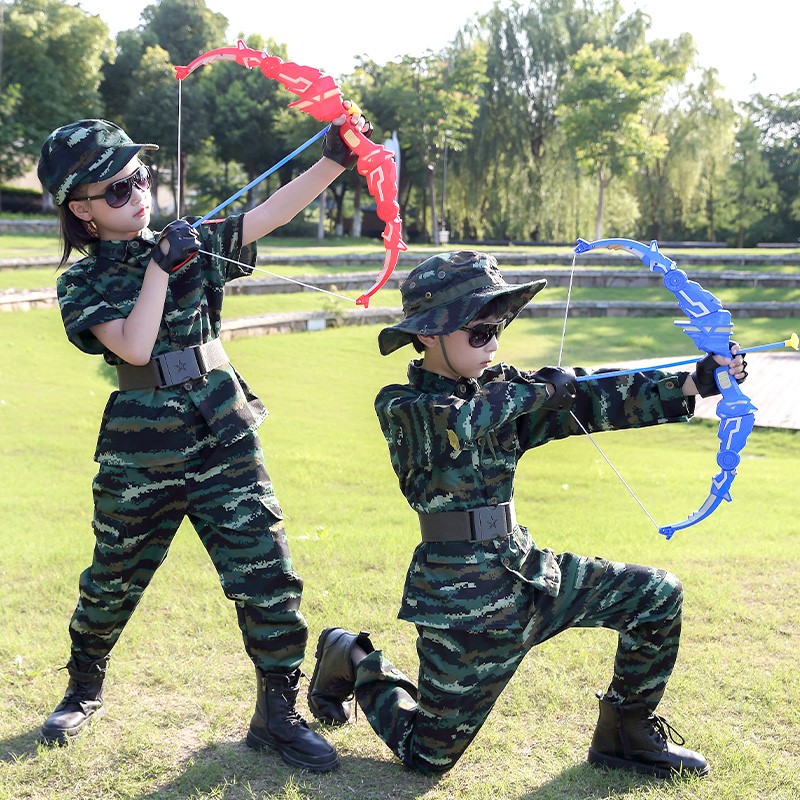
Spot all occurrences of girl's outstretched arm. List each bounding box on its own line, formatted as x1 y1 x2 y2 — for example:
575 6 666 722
241 107 370 246
241 158 344 246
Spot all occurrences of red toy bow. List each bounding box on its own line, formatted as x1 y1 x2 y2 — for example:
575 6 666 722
174 40 406 308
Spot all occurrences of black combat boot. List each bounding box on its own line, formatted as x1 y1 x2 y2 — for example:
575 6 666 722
39 655 109 745
307 628 374 726
587 693 709 778
246 668 338 772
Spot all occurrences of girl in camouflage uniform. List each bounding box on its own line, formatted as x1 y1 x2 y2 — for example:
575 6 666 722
307 250 747 778
35 114 369 771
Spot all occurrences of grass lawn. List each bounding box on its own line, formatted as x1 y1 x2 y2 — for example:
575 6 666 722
0 304 798 800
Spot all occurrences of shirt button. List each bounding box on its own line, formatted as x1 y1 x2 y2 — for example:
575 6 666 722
665 380 675 389
183 382 193 390
489 497 498 505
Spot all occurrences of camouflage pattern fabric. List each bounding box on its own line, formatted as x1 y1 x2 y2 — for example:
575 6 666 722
376 360 693 631
378 251 546 356
355 554 682 774
57 214 264 467
70 433 307 672
59 213 307 672
38 119 157 206
360 358 695 772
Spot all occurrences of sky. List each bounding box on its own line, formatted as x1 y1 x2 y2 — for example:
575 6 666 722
72 0 798 104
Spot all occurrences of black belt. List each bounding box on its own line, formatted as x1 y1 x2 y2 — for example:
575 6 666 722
419 502 517 543
115 339 228 390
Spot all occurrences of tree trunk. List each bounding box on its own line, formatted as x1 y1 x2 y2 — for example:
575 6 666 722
151 170 161 217
317 188 326 241
594 168 606 240
707 179 717 242
352 181 362 238
428 165 440 245
334 185 345 236
650 219 661 240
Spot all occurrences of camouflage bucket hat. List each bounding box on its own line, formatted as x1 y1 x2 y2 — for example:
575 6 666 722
378 250 546 355
38 119 158 206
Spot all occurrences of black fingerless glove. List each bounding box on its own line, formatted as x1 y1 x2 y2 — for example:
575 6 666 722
152 220 200 273
691 341 747 397
322 119 372 170
533 366 577 412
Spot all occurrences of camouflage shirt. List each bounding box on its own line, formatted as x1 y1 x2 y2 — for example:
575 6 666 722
374 360 695 632
57 214 265 468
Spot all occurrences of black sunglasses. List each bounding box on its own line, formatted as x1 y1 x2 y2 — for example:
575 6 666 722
458 320 506 348
80 165 151 208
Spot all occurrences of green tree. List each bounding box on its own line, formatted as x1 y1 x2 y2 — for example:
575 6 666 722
720 118 777 247
681 69 737 242
2 0 110 193
99 0 228 211
746 91 800 243
140 0 228 67
461 0 658 241
202 37 294 212
123 45 184 215
353 42 485 243
0 83 26 196
633 32 696 239
100 28 152 123
557 42 669 238
634 61 737 242
466 0 598 240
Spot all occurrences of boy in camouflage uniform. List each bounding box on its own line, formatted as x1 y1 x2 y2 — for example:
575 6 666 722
36 115 370 771
307 250 747 778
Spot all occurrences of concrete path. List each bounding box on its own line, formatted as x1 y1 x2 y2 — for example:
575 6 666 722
693 353 799 429
604 353 799 430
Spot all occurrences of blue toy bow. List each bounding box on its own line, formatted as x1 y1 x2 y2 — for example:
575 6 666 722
573 237 757 539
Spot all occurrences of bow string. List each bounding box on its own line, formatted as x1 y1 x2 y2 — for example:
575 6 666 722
174 40 406 308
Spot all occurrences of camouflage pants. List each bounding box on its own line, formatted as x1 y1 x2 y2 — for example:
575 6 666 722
353 552 683 774
68 433 307 672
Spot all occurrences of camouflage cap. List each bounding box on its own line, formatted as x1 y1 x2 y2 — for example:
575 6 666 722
378 250 546 355
38 119 158 206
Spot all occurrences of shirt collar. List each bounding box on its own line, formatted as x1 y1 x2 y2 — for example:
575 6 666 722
94 229 157 265
407 359 479 396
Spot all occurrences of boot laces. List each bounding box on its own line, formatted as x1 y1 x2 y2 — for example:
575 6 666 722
273 688 308 728
284 701 306 727
54 664 102 710
56 682 100 714
650 713 686 747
